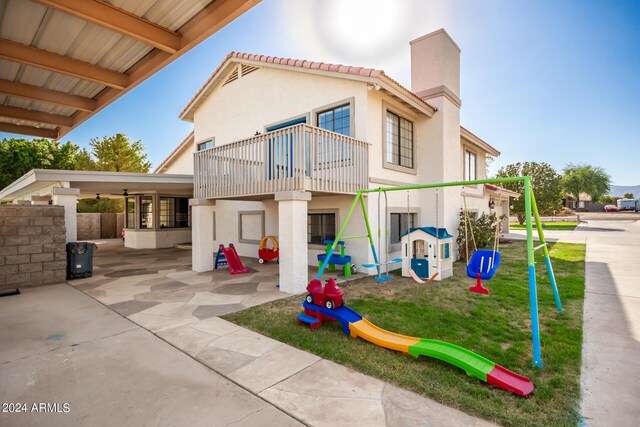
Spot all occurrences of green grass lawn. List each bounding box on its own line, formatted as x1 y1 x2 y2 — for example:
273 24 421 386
510 221 579 230
224 241 585 426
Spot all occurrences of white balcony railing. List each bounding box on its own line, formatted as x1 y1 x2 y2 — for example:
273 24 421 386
194 124 369 199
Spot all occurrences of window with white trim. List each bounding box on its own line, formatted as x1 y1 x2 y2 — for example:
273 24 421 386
197 139 214 151
317 104 351 136
465 150 477 181
386 111 414 169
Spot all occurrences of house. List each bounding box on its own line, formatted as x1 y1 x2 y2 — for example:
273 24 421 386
156 28 513 294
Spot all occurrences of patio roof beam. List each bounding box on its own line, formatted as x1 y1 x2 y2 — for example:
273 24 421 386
0 79 97 112
33 0 182 54
0 39 129 89
66 0 261 139
0 105 74 127
0 122 58 139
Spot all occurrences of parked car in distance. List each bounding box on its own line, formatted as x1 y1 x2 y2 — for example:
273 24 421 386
604 205 619 212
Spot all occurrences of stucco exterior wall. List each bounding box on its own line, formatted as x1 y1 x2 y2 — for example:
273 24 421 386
162 146 194 175
193 66 369 145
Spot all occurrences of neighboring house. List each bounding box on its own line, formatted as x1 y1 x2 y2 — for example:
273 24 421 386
563 193 593 210
153 29 513 293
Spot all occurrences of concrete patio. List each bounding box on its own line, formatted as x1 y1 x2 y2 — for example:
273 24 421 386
1 239 495 426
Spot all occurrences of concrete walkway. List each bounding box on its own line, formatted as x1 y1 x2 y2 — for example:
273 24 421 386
510 217 640 426
0 284 300 427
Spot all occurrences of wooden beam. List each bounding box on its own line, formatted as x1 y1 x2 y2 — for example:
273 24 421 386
0 122 58 139
0 79 97 112
0 39 129 89
34 0 181 54
0 105 74 127
64 0 261 138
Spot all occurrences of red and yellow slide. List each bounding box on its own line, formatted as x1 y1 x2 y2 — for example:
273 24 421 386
299 301 533 396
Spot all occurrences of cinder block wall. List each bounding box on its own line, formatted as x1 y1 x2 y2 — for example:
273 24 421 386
0 205 67 290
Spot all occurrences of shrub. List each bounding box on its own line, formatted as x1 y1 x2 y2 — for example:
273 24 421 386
457 210 504 261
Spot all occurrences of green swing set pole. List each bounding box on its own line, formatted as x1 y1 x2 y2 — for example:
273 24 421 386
524 176 543 368
316 192 370 279
359 176 526 194
530 187 563 311
359 192 381 275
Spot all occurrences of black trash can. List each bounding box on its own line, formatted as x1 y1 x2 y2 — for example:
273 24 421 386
66 242 97 279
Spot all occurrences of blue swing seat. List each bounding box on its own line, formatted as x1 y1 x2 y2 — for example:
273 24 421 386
466 249 501 280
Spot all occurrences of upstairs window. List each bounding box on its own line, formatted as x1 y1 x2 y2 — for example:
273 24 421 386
386 111 414 169
465 150 477 181
317 104 351 136
197 139 214 151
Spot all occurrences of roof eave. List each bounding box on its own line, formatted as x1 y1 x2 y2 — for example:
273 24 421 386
460 126 500 157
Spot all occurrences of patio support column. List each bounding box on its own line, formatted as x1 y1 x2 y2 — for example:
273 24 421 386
276 191 311 294
190 198 216 272
52 187 79 243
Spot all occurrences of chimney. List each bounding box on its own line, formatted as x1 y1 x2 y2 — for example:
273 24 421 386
411 29 462 246
410 29 461 108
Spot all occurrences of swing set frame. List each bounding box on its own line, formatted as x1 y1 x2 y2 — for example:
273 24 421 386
315 176 563 368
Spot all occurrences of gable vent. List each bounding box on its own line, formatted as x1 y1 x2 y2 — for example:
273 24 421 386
223 66 239 86
241 64 259 76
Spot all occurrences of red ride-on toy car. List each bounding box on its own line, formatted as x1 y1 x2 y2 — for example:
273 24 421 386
258 235 279 264
305 278 344 309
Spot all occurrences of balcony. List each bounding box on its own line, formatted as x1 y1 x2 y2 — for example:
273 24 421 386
194 124 369 199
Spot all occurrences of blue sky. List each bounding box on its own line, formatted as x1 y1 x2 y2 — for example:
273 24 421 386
4 0 639 185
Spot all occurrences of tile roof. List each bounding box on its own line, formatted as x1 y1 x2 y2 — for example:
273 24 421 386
180 52 436 119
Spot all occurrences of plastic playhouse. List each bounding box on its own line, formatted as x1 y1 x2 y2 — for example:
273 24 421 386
258 235 279 264
317 240 353 277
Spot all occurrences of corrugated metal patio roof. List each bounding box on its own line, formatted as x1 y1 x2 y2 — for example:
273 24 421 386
0 0 260 139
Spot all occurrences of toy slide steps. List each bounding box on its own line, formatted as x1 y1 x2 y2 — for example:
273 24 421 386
220 245 249 274
300 302 533 396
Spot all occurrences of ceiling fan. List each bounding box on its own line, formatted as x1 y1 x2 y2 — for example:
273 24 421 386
109 189 129 197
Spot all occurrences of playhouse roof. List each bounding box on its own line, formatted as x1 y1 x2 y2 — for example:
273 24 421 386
402 227 454 239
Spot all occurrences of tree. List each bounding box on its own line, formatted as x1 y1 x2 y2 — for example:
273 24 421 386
495 162 563 224
88 134 152 172
0 138 79 190
75 148 97 171
623 192 634 199
75 135 151 213
600 195 615 204
562 164 611 206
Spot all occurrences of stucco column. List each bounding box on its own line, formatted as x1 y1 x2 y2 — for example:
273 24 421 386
52 187 79 243
190 198 216 272
276 191 311 294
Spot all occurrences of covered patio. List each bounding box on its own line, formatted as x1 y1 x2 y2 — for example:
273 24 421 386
71 239 362 321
